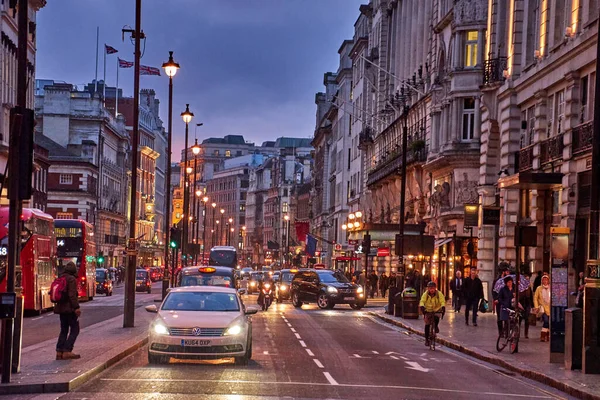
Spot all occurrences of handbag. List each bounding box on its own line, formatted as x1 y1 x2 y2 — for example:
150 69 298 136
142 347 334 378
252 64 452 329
528 313 537 326
478 299 488 313
536 305 545 318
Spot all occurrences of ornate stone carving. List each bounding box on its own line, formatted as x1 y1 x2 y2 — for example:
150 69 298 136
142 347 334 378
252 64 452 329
455 172 478 205
386 203 391 223
454 0 488 25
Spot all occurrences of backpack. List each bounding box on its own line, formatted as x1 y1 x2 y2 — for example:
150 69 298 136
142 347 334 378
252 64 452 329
49 276 68 303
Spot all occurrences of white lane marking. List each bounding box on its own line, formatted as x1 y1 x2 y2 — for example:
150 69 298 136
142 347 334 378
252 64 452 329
299 340 307 348
400 356 409 360
353 354 363 358
306 349 314 356
287 323 292 327
313 359 324 368
372 351 379 354
99 379 552 397
390 356 399 360
405 361 431 372
31 316 44 321
294 333 301 339
290 328 297 332
263 351 269 355
323 372 339 386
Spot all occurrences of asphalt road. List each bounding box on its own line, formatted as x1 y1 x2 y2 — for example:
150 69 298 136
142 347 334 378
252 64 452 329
21 281 163 348
38 296 575 400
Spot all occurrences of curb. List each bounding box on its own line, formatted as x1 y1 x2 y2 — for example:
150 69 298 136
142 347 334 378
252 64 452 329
0 336 148 395
370 311 600 400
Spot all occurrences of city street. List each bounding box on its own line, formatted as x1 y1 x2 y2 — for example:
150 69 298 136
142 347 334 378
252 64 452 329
16 295 575 400
22 281 162 347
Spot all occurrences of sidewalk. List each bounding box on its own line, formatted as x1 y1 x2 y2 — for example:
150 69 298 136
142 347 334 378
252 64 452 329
0 305 154 395
371 307 600 400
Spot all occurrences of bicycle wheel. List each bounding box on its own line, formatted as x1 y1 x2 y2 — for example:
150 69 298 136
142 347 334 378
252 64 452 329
510 324 520 354
496 335 507 352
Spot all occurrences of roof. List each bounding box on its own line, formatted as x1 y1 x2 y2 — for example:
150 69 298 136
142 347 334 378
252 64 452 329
274 137 312 149
167 286 237 294
34 133 83 161
202 135 247 145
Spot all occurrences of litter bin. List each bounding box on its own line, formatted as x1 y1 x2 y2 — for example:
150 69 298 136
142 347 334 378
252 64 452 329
394 291 403 317
565 307 583 370
401 287 419 319
388 287 399 315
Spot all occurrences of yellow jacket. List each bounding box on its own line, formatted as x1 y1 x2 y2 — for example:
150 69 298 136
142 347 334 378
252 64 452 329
534 285 550 316
419 290 446 312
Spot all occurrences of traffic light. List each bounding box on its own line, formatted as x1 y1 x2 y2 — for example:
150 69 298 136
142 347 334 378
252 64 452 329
363 234 371 255
170 227 181 249
98 251 105 264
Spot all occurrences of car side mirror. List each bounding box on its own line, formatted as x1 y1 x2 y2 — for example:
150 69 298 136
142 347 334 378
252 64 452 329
245 307 259 315
145 304 158 313
238 288 247 295
166 288 172 293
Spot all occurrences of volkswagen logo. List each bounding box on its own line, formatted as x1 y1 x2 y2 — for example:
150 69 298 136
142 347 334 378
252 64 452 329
192 327 202 336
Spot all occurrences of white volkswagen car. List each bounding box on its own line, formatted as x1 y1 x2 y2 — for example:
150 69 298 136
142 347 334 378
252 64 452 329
145 286 257 365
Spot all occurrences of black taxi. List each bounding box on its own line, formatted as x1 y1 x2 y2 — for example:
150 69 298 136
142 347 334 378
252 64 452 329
275 268 298 303
177 266 238 289
290 269 365 310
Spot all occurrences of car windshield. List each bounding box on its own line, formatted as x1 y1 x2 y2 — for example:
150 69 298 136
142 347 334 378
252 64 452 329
96 270 106 281
181 274 233 287
318 271 349 283
281 272 295 282
136 271 147 279
250 273 263 280
162 292 240 312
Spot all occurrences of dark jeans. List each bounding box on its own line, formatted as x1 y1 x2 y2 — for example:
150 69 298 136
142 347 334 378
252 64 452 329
452 292 462 311
465 298 479 323
424 316 440 340
56 312 80 352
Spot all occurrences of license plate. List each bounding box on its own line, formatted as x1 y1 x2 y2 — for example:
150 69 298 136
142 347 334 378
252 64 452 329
344 297 354 301
181 339 210 346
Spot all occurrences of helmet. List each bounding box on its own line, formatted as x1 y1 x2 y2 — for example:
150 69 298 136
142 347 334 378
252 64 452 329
427 281 437 288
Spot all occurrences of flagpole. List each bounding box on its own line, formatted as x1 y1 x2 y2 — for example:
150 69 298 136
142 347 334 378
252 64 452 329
94 27 99 94
115 58 119 117
103 44 107 105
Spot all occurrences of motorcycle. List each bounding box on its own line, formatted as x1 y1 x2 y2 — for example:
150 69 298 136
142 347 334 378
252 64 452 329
260 282 273 311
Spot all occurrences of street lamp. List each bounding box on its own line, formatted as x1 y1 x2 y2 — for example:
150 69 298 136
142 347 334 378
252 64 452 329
211 202 217 249
284 214 290 267
201 195 209 263
191 137 201 259
181 104 194 266
161 51 180 299
219 208 225 245
227 217 234 246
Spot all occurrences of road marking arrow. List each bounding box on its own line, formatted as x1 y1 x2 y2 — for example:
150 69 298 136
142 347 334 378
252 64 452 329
405 361 431 372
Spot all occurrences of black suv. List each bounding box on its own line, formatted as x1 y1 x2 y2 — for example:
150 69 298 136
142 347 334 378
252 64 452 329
290 269 365 310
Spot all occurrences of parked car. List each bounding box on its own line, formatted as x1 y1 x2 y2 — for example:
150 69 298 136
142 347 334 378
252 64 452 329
290 269 365 310
95 268 113 296
145 286 257 365
136 269 152 293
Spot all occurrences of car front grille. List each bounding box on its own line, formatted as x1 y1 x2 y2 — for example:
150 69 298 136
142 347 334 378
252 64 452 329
151 343 243 353
338 289 355 294
169 327 225 337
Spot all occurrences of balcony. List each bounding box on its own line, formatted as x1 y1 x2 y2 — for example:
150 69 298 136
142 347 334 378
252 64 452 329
366 142 427 187
483 57 507 86
572 121 593 156
540 134 564 165
358 127 374 150
518 145 534 172
105 234 125 246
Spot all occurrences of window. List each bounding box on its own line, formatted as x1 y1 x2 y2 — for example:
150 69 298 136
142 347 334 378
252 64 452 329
56 212 73 219
552 189 561 215
462 98 475 140
520 106 535 147
549 90 565 137
464 31 478 67
225 150 231 157
59 174 73 185
347 148 351 170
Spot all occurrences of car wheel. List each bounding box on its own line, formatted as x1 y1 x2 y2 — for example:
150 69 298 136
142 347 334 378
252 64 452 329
292 292 303 308
246 335 253 360
350 303 363 310
148 351 167 365
317 293 332 309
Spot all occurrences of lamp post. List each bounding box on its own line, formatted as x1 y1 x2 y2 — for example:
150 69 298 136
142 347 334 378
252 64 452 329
284 214 290 267
161 51 179 299
181 104 194 266
201 196 209 263
342 211 364 290
219 209 225 245
241 225 247 265
211 202 217 249
194 189 202 263
228 217 233 246
397 106 409 291
191 138 201 261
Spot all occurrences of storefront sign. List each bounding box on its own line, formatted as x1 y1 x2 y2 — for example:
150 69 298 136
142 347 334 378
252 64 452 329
482 207 501 226
377 247 390 257
463 204 479 227
550 227 569 360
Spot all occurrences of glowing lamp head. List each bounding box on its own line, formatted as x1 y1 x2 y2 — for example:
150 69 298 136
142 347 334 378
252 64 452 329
195 190 202 197
203 196 209 203
192 140 201 156
161 51 180 78
181 104 194 124
220 209 225 214
341 224 347 230
228 218 233 223
211 202 217 208
348 213 355 220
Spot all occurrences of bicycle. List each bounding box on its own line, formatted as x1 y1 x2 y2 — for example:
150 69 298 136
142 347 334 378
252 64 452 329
424 311 444 351
496 307 522 354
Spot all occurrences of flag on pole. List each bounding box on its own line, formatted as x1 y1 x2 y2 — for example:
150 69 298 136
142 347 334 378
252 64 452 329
118 58 134 68
305 235 317 256
105 44 118 54
140 65 161 76
295 221 310 243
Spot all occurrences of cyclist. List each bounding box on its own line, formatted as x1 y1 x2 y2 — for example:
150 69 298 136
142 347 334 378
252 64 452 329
419 281 446 347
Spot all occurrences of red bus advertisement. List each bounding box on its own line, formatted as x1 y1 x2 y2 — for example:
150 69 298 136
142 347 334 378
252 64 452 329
0 207 57 313
54 219 96 300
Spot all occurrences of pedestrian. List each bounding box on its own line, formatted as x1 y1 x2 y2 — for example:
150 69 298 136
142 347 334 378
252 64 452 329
450 270 463 312
576 271 585 308
533 270 543 293
534 273 551 342
389 271 397 287
463 268 484 326
519 274 534 339
414 270 422 297
379 272 389 298
54 262 81 360
369 271 379 298
492 267 510 335
358 270 366 292
498 276 515 337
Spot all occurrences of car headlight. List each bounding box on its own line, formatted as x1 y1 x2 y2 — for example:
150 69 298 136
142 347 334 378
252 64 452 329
280 284 287 291
223 324 243 336
327 286 338 294
356 286 363 294
153 323 169 335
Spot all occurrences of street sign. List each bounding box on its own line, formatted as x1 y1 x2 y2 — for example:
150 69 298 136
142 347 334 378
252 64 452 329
464 204 479 227
482 207 501 226
348 239 358 245
334 244 342 251
377 247 390 257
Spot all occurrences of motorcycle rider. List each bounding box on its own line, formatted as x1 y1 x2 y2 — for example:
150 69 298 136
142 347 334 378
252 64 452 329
257 273 274 307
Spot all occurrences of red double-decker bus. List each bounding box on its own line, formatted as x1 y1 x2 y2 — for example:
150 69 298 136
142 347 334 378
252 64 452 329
0 207 57 313
54 219 96 300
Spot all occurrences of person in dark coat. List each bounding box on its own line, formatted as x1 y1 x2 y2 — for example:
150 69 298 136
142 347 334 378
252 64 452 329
492 268 510 335
498 276 515 337
379 273 389 298
369 271 379 298
463 268 484 326
450 270 464 313
519 277 534 339
54 262 81 360
533 271 543 293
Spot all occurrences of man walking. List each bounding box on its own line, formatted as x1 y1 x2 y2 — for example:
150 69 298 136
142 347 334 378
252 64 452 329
55 262 81 360
450 270 463 312
463 268 484 326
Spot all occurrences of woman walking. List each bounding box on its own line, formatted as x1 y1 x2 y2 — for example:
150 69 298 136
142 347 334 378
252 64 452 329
534 274 551 342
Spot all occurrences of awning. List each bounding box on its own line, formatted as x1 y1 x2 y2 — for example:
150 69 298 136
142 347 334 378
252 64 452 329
267 240 280 250
435 238 453 248
498 171 563 190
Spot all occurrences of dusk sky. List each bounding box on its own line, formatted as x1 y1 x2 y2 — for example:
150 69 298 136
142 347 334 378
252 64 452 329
36 1 364 159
